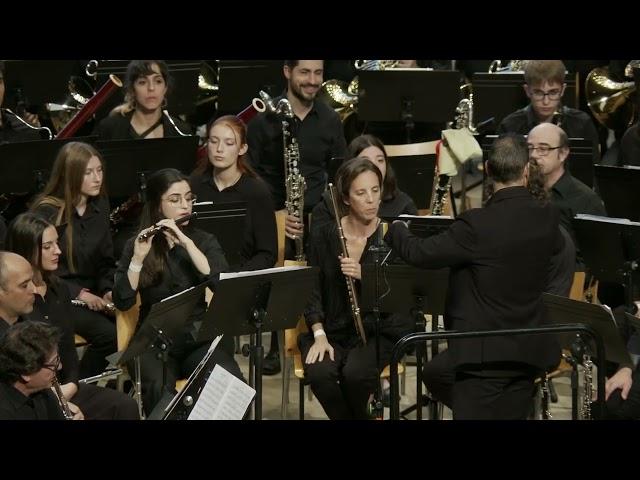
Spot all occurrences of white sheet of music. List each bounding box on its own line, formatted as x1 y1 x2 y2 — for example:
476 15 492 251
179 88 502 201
187 364 255 420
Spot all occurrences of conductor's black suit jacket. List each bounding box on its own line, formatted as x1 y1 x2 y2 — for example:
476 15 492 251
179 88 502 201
388 186 563 372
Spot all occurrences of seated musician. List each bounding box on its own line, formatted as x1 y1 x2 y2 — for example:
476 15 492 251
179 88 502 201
31 142 117 379
113 168 243 414
300 156 412 420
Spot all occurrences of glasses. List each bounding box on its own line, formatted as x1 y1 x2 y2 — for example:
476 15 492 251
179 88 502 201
527 145 562 156
530 88 563 101
42 355 61 372
163 193 197 206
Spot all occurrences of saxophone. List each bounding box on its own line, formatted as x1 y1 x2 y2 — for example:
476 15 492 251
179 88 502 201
259 91 306 261
328 183 367 345
52 376 74 420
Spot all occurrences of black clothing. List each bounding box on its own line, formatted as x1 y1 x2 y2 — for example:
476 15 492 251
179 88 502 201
498 105 601 164
0 382 65 420
247 94 347 212
300 220 412 419
388 186 562 371
547 225 576 297
0 214 6 249
33 196 116 298
620 123 640 166
0 109 44 144
310 189 417 235
92 110 192 140
113 227 241 412
191 173 277 272
550 170 606 268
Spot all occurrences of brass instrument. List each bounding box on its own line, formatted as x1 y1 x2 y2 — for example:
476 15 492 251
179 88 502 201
328 183 367 345
260 91 307 261
51 376 74 420
585 66 637 131
488 60 528 73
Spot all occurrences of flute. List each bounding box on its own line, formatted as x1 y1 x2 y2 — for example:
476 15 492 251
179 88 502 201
138 212 198 241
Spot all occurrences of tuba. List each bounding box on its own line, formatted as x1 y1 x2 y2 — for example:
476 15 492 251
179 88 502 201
488 60 528 73
585 66 637 131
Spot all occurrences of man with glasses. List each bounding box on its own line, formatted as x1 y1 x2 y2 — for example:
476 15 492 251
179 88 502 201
528 123 605 267
498 60 600 165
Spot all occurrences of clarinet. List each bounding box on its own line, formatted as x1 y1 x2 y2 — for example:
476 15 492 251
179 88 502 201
328 183 367 345
51 376 74 420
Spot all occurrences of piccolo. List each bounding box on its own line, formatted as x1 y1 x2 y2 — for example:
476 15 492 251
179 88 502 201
137 212 198 241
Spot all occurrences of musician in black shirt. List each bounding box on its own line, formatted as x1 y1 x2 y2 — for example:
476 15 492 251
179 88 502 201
113 168 241 414
31 142 117 379
191 115 277 272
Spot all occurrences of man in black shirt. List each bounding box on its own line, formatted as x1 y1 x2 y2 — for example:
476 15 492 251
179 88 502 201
528 123 606 268
0 321 73 420
247 60 347 374
498 60 600 165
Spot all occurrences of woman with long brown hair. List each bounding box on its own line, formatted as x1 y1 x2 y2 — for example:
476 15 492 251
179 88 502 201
31 141 117 379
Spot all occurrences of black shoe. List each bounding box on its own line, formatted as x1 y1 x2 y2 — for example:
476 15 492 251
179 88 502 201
262 350 281 375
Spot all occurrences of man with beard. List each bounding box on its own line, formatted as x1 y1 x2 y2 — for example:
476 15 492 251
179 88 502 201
247 60 347 375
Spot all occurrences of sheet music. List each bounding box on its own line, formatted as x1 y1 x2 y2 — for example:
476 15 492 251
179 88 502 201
188 364 255 420
160 285 196 302
220 265 309 280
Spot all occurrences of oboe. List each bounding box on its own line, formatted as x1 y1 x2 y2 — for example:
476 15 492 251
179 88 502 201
328 183 367 345
138 212 198 241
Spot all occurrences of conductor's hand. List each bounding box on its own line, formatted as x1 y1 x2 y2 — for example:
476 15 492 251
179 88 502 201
285 213 304 240
340 255 361 280
605 367 633 401
305 335 334 364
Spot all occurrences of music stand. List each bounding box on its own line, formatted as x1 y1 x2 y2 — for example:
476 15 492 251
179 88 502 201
383 155 437 211
108 283 206 417
358 70 461 143
472 72 579 130
2 60 78 108
594 165 640 221
96 136 199 198
197 266 319 419
361 263 449 420
543 293 633 419
92 60 201 121
192 201 247 267
217 60 285 114
0 136 98 220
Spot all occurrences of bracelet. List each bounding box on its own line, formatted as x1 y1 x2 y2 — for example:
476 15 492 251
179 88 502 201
128 261 143 273
313 329 326 338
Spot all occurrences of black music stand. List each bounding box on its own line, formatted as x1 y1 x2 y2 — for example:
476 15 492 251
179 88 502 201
472 72 579 130
358 70 461 143
96 136 199 198
197 266 319 420
192 201 247 267
384 155 438 211
594 165 640 221
2 60 78 109
107 283 206 418
543 293 633 419
361 263 449 420
0 137 98 220
217 60 285 115
92 60 201 121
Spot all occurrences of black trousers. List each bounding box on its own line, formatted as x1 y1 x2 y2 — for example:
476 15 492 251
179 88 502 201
72 307 117 379
298 331 394 420
73 383 139 420
134 333 243 415
423 349 537 420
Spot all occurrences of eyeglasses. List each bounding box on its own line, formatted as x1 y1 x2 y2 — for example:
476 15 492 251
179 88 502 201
163 193 197 206
530 88 563 101
42 355 61 372
527 145 562 156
